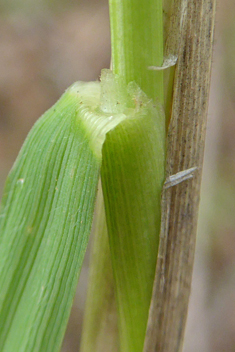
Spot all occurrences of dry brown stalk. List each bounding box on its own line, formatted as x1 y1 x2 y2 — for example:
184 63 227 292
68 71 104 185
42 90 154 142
143 0 216 351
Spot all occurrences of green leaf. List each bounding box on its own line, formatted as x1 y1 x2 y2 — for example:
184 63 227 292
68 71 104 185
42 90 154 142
109 0 164 103
0 69 165 352
101 78 165 352
0 78 126 352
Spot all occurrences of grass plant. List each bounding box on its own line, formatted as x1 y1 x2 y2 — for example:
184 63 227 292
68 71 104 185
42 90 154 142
0 0 215 351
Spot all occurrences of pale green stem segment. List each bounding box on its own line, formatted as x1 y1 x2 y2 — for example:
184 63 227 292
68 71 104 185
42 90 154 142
101 72 165 352
0 77 126 352
80 184 119 352
109 0 164 103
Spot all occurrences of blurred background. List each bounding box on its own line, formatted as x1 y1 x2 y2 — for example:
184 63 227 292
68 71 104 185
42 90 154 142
0 0 234 351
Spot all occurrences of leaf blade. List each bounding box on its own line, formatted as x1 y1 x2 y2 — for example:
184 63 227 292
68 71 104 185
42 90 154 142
0 80 126 352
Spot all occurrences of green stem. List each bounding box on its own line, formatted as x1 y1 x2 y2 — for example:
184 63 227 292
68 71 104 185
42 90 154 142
109 0 164 103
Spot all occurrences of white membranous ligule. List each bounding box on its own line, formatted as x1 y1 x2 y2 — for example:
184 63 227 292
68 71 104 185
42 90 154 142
69 69 164 158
